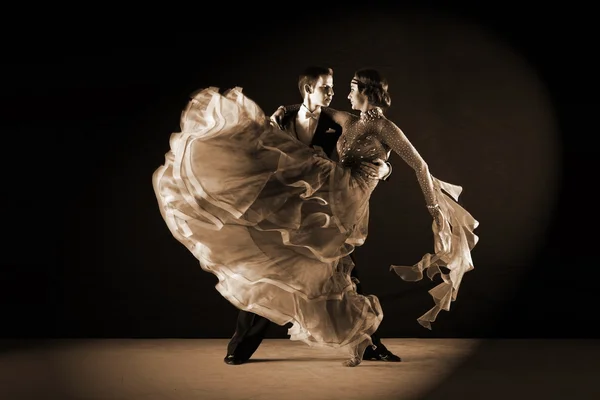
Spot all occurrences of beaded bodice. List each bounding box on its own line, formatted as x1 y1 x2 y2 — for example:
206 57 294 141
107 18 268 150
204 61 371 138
338 123 388 168
337 107 388 168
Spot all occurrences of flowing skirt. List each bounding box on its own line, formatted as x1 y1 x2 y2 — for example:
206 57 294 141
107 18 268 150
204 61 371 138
153 87 382 352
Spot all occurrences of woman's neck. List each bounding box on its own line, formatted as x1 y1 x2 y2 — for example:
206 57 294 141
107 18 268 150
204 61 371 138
359 106 383 122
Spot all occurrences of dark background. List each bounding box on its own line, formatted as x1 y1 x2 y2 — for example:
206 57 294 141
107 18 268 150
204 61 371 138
1 3 595 343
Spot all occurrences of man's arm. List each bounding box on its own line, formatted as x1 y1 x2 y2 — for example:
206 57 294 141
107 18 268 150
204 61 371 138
270 104 301 129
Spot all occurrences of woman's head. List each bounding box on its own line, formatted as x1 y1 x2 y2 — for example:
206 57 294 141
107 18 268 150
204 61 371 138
348 69 391 111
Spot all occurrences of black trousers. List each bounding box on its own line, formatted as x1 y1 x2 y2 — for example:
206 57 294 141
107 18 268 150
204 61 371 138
226 253 386 360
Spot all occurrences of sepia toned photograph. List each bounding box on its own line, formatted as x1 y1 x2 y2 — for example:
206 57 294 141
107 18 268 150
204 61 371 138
1 2 596 399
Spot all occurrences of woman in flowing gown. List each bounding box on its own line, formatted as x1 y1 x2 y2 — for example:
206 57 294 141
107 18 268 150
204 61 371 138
152 69 478 366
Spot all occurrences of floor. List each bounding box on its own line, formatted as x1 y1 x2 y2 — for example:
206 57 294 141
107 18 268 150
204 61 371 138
1 338 597 400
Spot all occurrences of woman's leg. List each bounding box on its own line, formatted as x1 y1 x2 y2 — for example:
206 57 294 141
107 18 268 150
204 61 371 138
343 336 373 367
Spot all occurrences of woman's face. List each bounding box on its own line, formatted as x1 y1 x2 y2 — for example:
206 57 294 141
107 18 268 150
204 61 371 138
347 79 368 111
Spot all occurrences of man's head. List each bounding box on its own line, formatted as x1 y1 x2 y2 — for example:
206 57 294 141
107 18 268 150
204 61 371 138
298 66 334 108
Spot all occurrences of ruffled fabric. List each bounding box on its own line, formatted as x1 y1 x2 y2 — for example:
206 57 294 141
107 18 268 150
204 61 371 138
153 87 382 351
391 178 479 329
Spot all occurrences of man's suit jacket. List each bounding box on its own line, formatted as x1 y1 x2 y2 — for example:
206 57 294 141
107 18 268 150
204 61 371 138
280 108 342 162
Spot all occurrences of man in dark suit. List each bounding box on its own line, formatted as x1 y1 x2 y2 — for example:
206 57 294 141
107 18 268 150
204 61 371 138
224 66 401 365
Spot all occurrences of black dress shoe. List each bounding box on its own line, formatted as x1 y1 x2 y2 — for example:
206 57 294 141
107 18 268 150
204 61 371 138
224 354 246 365
363 348 402 362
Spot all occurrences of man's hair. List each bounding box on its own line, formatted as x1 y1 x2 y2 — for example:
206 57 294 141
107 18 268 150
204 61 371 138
298 66 333 97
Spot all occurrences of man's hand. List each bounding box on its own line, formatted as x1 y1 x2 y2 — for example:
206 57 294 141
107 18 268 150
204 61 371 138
269 106 286 129
359 158 390 180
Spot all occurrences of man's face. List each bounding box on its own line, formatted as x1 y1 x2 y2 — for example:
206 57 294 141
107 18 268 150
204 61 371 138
308 75 334 107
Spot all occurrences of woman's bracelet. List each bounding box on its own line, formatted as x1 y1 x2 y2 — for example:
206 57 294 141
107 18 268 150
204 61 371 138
426 203 440 210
